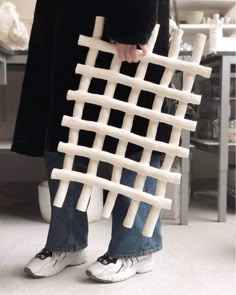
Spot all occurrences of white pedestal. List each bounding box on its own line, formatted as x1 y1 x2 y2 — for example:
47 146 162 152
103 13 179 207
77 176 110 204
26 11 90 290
38 181 103 223
161 166 181 220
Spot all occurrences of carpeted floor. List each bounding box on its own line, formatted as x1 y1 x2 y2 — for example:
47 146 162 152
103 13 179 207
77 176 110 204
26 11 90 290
0 184 235 295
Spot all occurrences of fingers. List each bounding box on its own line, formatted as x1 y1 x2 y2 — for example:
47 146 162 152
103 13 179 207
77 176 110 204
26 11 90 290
115 43 140 63
130 45 139 63
116 43 126 62
140 44 148 57
124 45 133 63
115 43 148 63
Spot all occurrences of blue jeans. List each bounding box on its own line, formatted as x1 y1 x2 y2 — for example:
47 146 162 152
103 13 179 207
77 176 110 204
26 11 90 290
44 151 162 258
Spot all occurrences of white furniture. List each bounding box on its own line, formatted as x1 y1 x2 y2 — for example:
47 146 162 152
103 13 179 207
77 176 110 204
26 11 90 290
170 0 236 43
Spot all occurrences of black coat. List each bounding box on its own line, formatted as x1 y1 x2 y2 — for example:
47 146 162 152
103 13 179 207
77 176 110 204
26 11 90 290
11 0 171 157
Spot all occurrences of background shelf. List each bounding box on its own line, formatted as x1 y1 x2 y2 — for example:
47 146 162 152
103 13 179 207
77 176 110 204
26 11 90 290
191 138 236 153
180 24 236 35
170 0 236 14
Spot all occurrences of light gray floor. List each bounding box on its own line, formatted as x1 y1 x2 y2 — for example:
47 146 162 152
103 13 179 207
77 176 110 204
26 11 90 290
0 186 235 295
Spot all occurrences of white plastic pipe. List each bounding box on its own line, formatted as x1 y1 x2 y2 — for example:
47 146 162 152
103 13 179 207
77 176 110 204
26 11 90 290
142 33 209 237
123 28 184 229
78 35 211 78
76 64 202 105
67 90 197 131
57 143 181 184
61 116 189 158
101 25 160 219
53 17 105 208
51 169 172 210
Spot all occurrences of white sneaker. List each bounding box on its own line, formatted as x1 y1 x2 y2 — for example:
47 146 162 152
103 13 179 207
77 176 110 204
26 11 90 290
86 253 154 283
24 248 87 278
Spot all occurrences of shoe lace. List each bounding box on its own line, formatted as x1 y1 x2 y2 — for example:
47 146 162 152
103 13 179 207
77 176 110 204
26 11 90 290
35 248 53 260
97 253 117 265
122 258 134 268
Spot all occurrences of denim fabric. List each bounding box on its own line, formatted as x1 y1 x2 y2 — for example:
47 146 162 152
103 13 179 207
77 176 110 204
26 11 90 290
44 151 162 257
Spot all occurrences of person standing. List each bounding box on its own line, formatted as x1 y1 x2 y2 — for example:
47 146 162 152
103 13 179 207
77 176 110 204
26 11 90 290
11 0 170 283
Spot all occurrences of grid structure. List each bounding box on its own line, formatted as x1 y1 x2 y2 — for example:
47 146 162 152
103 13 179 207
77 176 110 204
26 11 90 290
51 17 212 237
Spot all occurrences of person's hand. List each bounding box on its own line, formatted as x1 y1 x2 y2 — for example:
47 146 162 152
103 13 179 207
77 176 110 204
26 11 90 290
114 43 148 63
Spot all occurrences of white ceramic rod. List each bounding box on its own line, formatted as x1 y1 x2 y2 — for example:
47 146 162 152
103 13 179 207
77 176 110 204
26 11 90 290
142 33 209 237
67 90 197 131
51 169 172 210
61 116 189 158
78 35 211 78
57 142 181 184
76 64 202 105
101 25 160 219
123 29 184 228
76 54 122 212
53 16 104 208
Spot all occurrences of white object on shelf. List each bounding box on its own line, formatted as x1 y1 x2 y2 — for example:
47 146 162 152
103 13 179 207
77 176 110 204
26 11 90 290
209 14 223 52
185 11 204 24
38 181 103 223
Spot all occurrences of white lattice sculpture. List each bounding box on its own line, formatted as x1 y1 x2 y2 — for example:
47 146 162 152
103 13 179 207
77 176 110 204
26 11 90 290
51 17 211 237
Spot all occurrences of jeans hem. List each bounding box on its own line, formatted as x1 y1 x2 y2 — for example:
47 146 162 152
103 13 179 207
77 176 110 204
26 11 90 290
45 244 88 253
106 244 163 259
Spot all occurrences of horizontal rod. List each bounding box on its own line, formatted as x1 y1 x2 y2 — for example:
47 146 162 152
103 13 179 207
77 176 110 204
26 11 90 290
78 35 211 78
61 116 189 158
51 168 172 210
58 142 181 184
75 64 202 105
67 90 197 131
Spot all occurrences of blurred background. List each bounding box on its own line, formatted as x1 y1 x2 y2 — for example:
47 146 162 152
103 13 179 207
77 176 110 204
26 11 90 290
0 1 235 294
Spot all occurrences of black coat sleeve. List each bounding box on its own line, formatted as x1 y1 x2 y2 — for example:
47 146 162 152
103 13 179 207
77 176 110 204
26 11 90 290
106 0 159 44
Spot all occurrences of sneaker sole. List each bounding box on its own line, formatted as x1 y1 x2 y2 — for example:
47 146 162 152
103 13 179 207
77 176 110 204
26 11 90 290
24 267 46 279
24 263 84 279
86 270 115 283
86 258 153 283
24 253 87 278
